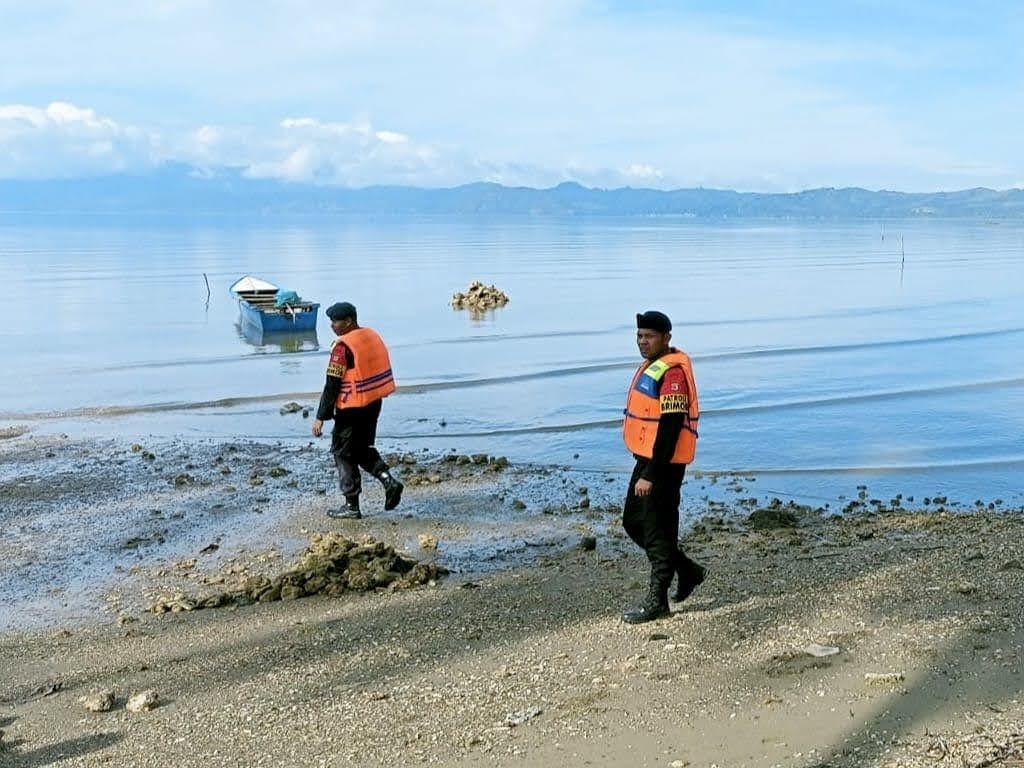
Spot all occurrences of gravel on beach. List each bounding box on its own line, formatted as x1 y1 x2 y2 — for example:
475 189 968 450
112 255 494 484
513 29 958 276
2 430 1024 767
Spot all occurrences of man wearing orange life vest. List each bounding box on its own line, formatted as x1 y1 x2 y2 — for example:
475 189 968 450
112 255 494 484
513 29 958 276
311 301 403 519
621 310 706 624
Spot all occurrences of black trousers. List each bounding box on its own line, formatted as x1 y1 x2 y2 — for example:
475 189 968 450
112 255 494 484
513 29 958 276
330 400 385 498
622 459 687 590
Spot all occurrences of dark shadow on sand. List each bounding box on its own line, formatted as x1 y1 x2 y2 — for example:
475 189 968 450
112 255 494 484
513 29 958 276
3 731 122 768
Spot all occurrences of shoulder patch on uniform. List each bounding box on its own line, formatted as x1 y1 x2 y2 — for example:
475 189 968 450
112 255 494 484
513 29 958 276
326 342 347 378
661 367 687 392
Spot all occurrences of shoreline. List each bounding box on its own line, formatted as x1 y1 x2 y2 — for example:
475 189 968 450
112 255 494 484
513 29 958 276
0 428 628 632
3 428 1024 766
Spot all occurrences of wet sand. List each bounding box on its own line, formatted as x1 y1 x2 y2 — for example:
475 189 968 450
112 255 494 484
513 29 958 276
0 428 623 631
2 427 1024 767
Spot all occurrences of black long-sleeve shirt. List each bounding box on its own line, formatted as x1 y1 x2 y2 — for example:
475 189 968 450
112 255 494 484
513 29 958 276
640 409 686 482
638 355 691 482
315 340 355 421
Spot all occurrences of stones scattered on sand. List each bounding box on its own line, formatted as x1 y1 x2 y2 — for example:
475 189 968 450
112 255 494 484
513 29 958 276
747 498 807 530
578 535 597 551
404 454 509 487
279 401 304 414
864 671 905 686
80 690 116 712
802 643 840 658
126 690 160 713
406 473 444 487
418 534 439 550
172 473 195 487
765 649 836 677
33 680 63 698
511 499 527 510
148 534 446 614
451 281 509 312
0 425 29 440
441 453 509 469
504 706 542 727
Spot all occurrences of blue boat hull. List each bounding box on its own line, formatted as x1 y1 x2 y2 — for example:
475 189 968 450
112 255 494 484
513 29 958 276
238 299 320 332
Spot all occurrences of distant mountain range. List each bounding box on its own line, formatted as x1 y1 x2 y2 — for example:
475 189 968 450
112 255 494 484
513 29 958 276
3 164 1024 218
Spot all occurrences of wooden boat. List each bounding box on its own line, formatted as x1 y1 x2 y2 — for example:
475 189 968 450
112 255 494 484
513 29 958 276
229 275 320 332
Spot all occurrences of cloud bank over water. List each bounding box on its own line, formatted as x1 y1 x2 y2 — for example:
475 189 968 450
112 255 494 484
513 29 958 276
2 3 1023 190
0 101 682 189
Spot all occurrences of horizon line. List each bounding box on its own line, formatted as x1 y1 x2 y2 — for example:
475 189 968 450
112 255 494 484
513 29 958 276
2 168 1024 197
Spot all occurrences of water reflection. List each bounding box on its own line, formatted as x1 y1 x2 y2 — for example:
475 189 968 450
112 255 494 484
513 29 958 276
236 323 320 353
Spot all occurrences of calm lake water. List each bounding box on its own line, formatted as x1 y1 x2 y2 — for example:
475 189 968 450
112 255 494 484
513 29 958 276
2 215 1023 508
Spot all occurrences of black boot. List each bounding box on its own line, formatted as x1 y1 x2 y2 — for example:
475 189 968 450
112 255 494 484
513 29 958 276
373 465 404 511
622 579 670 624
327 495 362 520
671 554 707 603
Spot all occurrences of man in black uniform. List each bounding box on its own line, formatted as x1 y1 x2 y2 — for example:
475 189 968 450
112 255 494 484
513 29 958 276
621 310 706 624
311 301 403 519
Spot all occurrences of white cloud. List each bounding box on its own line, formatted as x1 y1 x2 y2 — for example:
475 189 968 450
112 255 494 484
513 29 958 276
0 101 155 177
0 102 117 133
0 104 462 185
375 130 408 145
0 3 1021 190
623 164 665 183
0 104 49 128
242 116 450 185
0 97 1020 192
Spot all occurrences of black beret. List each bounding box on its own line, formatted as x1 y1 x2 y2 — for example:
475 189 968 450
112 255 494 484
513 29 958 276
636 310 672 333
325 302 357 321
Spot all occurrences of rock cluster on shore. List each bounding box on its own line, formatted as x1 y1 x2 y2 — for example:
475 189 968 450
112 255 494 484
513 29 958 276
451 281 509 312
148 534 446 614
403 452 510 486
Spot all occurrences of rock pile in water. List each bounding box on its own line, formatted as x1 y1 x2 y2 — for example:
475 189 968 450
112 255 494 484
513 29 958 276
451 281 509 312
148 534 446 614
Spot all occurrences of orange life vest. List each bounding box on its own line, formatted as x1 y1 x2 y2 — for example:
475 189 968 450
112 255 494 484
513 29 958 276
333 327 396 409
622 350 699 464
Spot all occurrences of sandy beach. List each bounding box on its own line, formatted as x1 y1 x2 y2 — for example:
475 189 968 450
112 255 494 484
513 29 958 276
2 427 1024 768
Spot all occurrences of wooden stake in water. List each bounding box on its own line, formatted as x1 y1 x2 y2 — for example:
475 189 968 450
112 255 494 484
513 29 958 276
203 273 211 310
899 236 905 287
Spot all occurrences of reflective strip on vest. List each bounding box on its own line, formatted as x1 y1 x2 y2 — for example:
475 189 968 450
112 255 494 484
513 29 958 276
334 327 396 409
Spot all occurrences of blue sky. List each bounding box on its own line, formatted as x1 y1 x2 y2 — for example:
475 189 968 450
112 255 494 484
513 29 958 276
1 1 1021 191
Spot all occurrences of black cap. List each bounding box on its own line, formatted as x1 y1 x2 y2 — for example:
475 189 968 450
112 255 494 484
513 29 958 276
326 301 357 321
636 310 672 333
